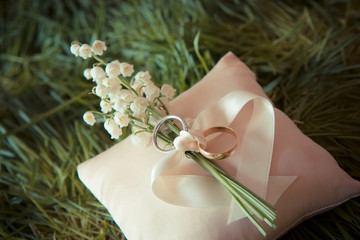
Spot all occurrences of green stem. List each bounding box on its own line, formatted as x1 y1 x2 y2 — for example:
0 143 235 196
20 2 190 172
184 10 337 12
207 160 277 212
186 152 268 236
91 53 107 65
129 114 144 123
201 153 277 224
118 76 138 96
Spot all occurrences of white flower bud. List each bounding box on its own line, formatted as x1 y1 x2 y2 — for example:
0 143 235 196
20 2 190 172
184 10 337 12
105 60 121 78
91 40 107 56
130 97 149 111
83 68 92 80
118 89 136 103
100 100 113 113
135 71 152 85
120 62 134 77
108 85 122 103
79 44 92 59
114 112 130 127
90 66 106 80
83 111 96 126
161 84 176 99
95 84 110 98
102 77 119 88
70 43 81 56
131 131 152 148
130 97 149 119
113 98 128 113
133 97 149 107
104 118 122 139
144 84 160 101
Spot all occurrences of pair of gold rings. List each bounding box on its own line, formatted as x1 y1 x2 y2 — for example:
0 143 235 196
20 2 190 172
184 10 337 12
152 115 238 160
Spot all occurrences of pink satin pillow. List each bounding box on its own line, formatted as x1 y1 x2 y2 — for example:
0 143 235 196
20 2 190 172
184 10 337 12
77 52 360 240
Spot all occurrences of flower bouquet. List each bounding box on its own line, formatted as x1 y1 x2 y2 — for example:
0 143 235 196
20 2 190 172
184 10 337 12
71 40 278 236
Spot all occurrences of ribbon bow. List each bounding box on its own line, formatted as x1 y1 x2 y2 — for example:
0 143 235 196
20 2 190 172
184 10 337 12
173 130 207 152
151 90 297 223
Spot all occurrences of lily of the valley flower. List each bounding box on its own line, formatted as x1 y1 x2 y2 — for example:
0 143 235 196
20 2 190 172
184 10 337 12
161 84 176 99
70 43 81 57
95 84 110 98
105 60 121 78
114 112 130 127
113 98 128 113
118 89 136 103
100 100 112 113
83 111 96 126
104 118 122 139
79 44 92 59
83 68 92 80
130 97 149 119
91 40 107 56
120 62 134 77
90 66 106 81
135 71 152 85
71 40 107 59
144 84 160 101
102 77 120 88
131 131 152 148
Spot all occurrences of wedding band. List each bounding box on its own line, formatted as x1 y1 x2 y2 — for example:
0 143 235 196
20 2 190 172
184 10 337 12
152 115 188 152
198 127 238 160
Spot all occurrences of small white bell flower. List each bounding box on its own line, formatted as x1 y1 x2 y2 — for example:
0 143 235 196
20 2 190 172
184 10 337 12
70 43 81 57
79 44 92 59
102 77 119 88
130 97 149 119
105 60 121 78
83 68 92 80
134 71 152 85
100 100 113 113
118 89 136 103
113 98 128 113
161 84 176 99
144 84 160 101
94 84 110 98
120 62 134 77
104 118 122 139
131 131 152 148
83 111 96 126
90 66 106 81
114 112 130 127
91 40 107 56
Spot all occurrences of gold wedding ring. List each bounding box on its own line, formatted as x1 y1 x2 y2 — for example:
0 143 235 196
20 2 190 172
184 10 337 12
198 127 238 160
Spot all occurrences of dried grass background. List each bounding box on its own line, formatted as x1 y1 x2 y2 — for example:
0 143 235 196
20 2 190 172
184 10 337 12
1 0 360 239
